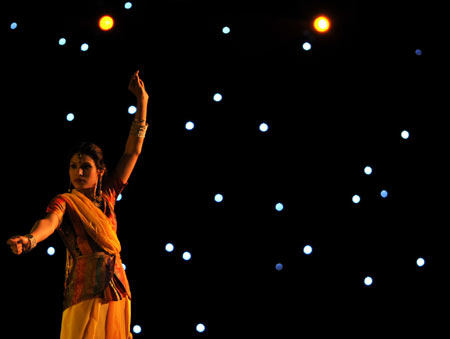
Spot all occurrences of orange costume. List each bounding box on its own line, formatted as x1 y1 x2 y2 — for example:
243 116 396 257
46 175 132 339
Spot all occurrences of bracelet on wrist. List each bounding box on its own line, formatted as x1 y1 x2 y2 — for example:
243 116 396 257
24 234 37 253
130 120 148 138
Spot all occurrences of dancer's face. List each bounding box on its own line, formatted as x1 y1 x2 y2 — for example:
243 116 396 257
69 153 102 191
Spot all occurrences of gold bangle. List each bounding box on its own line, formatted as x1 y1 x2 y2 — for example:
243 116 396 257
24 234 37 253
130 122 148 138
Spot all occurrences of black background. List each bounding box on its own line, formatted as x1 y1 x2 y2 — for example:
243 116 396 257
2 0 446 337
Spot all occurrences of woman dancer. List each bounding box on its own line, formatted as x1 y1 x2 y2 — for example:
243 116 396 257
7 70 149 338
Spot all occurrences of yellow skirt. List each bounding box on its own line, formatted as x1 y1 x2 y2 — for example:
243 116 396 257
60 297 132 339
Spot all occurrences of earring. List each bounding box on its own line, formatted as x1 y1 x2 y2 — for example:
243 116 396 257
95 175 103 205
68 178 73 193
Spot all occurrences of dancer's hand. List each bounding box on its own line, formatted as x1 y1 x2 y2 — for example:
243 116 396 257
128 70 149 102
7 235 30 255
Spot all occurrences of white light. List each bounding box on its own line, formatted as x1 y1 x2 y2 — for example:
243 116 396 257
303 245 313 255
122 263 127 270
214 193 223 203
165 243 174 253
259 122 269 132
124 2 133 10
185 121 195 131
47 247 56 256
352 195 361 204
416 257 425 267
401 130 410 140
66 113 75 122
182 251 192 261
222 26 231 34
364 166 373 175
132 325 142 334
196 323 206 333
380 190 388 198
58 38 67 46
128 105 137 114
213 93 223 102
80 43 89 52
275 202 284 212
364 276 373 286
10 22 18 30
275 263 283 271
116 193 123 201
302 42 312 51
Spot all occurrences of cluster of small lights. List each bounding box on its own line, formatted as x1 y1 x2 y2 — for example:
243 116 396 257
164 243 192 261
275 245 313 272
8 6 429 335
350 130 410 205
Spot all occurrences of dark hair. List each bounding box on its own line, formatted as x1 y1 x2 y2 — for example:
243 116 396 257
68 142 107 173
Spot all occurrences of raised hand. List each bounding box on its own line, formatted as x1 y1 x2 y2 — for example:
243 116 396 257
128 70 149 102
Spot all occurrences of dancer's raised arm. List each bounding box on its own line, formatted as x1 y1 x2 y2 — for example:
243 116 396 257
114 70 149 184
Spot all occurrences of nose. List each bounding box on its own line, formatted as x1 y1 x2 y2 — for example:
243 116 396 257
78 168 84 176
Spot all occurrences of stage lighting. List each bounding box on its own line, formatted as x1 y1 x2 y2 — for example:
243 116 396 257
259 122 269 132
352 195 361 204
275 263 284 271
124 2 133 10
185 121 195 131
313 15 331 33
364 166 373 175
128 105 137 114
222 26 231 34
215 193 224 203
10 22 18 30
303 245 313 255
415 49 422 56
380 190 388 198
132 325 142 334
66 113 75 121
99 15 114 31
364 276 373 286
47 247 56 256
196 323 206 333
182 251 192 261
116 193 123 201
122 263 127 270
58 38 67 46
80 43 89 52
302 42 312 51
165 243 175 253
275 202 284 212
416 257 425 267
213 93 223 102
401 130 410 140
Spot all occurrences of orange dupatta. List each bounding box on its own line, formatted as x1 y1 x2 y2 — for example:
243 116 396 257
61 189 121 255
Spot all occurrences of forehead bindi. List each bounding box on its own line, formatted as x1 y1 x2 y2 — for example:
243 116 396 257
70 154 95 166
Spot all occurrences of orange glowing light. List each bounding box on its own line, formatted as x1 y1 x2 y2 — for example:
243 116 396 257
99 15 114 31
313 15 331 33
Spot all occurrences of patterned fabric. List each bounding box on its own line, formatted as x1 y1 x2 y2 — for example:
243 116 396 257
46 174 131 310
